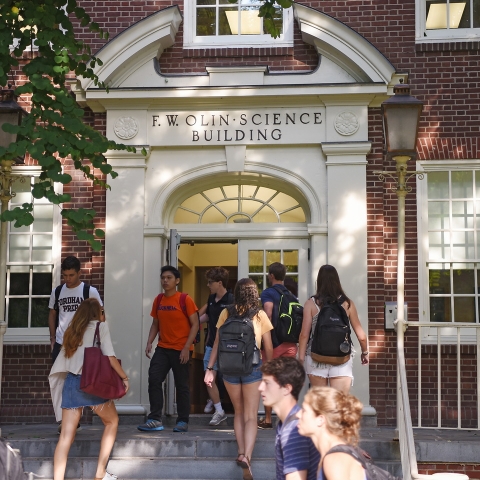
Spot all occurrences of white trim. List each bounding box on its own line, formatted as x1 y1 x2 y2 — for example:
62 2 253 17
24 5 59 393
183 1 294 49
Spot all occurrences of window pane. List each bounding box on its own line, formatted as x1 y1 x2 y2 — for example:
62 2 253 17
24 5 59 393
239 199 261 216
219 7 237 35
266 250 281 266
174 209 200 223
9 269 29 295
223 185 238 198
454 297 475 322
32 268 52 295
9 234 30 262
428 201 449 230
474 0 480 27
451 171 473 198
197 7 216 36
451 201 473 229
202 206 226 223
283 250 298 272
203 187 224 202
182 193 210 212
248 275 263 296
430 296 451 322
452 268 474 294
32 204 53 232
32 234 52 262
263 5 283 34
240 7 262 35
428 171 449 198
11 177 32 205
452 231 474 259
31 298 49 327
8 298 28 327
280 207 306 223
218 199 238 217
429 231 450 260
429 269 451 294
249 250 263 273
254 205 278 223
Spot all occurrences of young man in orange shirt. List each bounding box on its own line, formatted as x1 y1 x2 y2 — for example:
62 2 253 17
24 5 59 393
138 266 199 433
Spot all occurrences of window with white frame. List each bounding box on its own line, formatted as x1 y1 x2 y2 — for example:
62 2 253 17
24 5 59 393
5 173 60 342
183 0 293 48
417 0 480 42
421 166 480 324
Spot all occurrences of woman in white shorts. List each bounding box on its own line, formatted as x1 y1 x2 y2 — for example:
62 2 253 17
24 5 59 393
298 265 369 394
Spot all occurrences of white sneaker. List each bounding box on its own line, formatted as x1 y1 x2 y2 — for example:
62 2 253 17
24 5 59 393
204 398 214 413
209 410 227 426
102 473 118 480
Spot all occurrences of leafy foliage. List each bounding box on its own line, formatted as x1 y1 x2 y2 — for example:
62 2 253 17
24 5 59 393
0 0 136 250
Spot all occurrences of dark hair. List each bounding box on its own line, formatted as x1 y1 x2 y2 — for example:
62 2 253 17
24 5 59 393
268 262 286 281
304 386 363 445
61 256 81 272
283 277 298 297
261 357 305 400
161 265 181 279
227 278 260 319
314 264 350 308
206 267 229 288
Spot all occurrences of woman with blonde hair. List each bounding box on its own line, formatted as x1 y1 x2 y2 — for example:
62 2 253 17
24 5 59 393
205 278 273 480
298 264 369 393
49 298 129 480
297 386 365 480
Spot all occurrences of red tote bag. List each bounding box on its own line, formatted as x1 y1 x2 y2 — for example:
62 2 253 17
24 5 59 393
80 322 126 400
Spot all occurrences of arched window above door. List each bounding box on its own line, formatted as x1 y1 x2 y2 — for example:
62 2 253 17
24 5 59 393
174 184 306 224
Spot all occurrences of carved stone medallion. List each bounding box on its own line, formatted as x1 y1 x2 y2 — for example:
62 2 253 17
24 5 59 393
114 116 138 140
334 112 359 136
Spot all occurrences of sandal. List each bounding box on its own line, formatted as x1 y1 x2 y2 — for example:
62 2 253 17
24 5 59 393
239 455 253 480
236 453 245 466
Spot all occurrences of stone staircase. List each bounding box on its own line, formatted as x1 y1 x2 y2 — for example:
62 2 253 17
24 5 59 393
4 415 403 480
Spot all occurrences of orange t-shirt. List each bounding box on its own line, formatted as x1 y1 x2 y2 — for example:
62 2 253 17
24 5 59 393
150 292 198 351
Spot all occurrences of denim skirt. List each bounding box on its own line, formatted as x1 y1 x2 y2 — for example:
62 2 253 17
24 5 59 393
61 372 108 409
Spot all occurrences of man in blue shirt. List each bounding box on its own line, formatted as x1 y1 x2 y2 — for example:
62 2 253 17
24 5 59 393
259 357 320 480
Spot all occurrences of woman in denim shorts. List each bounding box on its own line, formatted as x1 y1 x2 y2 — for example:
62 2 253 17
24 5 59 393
50 298 129 480
298 265 369 394
205 278 273 480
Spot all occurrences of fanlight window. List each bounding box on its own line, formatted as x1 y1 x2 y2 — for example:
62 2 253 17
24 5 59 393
174 185 306 224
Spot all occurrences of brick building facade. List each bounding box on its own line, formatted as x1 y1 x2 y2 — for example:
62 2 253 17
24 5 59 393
1 0 478 431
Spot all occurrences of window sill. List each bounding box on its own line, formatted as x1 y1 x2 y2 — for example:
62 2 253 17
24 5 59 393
416 38 480 52
183 46 294 58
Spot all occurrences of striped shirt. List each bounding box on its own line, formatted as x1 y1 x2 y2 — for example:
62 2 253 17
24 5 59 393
275 404 320 480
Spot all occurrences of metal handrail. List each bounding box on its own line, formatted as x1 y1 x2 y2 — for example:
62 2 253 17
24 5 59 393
396 319 470 480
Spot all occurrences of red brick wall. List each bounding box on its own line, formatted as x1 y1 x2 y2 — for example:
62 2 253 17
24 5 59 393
419 464 480 479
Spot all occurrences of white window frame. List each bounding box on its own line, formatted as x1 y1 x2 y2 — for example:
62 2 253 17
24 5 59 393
416 0 480 43
417 159 480 344
183 0 294 49
4 167 62 344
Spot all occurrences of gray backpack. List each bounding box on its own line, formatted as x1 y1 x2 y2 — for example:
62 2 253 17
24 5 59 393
0 439 27 480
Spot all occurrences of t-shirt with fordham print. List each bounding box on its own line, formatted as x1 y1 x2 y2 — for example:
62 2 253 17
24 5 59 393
150 292 199 351
48 282 103 345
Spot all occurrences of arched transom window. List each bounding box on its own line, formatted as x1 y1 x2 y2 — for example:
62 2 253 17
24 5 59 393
174 184 306 224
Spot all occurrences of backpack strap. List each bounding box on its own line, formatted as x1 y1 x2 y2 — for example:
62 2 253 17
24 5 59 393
154 293 164 315
83 282 90 300
54 284 63 312
179 293 189 318
324 445 368 469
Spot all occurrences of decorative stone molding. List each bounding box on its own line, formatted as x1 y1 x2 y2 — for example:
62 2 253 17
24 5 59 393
114 116 139 140
334 112 359 136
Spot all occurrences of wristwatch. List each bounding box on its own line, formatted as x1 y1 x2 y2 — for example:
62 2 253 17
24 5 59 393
206 366 214 371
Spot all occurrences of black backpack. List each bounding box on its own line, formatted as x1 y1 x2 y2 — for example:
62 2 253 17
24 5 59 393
53 282 90 329
325 445 401 480
218 314 257 376
0 438 27 480
272 284 303 344
310 297 351 365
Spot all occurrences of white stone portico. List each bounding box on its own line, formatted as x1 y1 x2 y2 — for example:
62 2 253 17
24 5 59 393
74 4 399 418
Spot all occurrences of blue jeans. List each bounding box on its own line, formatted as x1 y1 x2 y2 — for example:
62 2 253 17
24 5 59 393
222 361 263 385
61 373 107 409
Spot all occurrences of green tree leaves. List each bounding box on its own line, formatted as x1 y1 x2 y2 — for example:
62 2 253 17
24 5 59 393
0 0 135 251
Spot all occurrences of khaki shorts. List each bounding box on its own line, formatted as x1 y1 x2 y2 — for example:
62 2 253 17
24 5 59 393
305 354 354 383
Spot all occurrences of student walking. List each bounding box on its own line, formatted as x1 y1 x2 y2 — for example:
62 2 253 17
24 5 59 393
205 278 273 480
49 298 129 480
198 267 234 426
298 265 369 394
259 262 299 429
138 265 199 433
259 357 320 480
296 386 365 480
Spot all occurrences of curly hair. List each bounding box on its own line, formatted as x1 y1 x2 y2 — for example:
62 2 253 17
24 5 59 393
63 298 102 358
227 278 260 319
304 386 363 445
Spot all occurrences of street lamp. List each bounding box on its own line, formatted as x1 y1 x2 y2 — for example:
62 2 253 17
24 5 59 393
0 88 28 436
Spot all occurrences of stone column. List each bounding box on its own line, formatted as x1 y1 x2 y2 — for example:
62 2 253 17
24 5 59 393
322 142 375 417
104 148 148 416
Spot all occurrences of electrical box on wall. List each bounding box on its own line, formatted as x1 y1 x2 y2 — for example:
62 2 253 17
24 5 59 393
384 302 408 331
